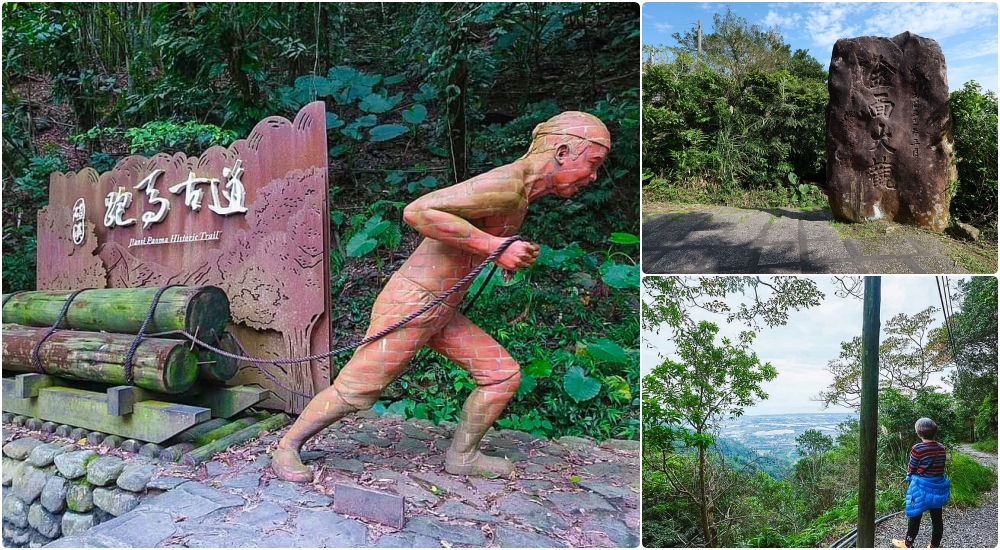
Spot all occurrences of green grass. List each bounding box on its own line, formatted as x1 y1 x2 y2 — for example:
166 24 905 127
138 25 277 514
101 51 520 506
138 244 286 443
947 451 997 506
940 237 998 273
971 438 998 453
779 487 905 548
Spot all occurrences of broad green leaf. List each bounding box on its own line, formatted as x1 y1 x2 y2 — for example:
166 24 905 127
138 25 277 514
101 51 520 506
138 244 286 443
600 261 639 289
609 232 639 245
413 83 437 101
402 104 428 125
345 235 377 257
563 366 601 402
524 357 554 378
325 112 344 130
516 374 537 398
383 73 406 85
355 114 378 128
788 172 800 185
360 92 402 114
586 338 629 364
369 124 409 142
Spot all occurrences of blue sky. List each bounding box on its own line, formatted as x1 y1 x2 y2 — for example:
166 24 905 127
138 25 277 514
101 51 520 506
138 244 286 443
642 2 999 92
641 276 968 415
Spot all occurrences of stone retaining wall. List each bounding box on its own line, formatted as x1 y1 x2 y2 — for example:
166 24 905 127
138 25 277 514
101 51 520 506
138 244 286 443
2 437 157 547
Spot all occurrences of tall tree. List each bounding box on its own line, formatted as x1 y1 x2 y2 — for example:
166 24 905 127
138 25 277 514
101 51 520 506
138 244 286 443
644 321 777 547
816 307 945 409
943 277 998 440
669 8 815 84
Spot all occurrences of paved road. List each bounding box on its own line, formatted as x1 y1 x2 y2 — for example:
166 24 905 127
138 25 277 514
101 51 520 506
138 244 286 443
47 414 639 548
642 206 969 274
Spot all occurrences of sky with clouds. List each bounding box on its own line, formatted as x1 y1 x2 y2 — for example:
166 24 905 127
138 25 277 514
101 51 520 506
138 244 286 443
641 276 969 416
642 2 999 92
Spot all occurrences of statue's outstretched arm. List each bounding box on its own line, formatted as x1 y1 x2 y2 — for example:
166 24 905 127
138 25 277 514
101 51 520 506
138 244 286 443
402 173 525 257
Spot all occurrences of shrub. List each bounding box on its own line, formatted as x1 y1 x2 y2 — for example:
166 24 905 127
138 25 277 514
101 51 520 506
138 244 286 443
949 81 998 233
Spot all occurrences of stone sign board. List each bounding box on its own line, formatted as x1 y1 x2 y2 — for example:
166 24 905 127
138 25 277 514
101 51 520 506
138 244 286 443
36 102 332 413
826 31 955 232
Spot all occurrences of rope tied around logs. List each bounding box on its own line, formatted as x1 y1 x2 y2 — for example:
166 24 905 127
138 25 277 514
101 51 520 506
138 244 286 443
30 288 92 374
123 284 180 386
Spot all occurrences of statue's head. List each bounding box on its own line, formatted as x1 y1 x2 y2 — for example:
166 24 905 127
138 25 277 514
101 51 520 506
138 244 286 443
524 111 611 197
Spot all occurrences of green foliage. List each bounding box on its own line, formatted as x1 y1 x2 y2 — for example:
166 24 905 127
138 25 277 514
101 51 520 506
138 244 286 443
2 152 64 293
949 81 998 233
71 121 239 156
946 451 997 506
971 437 998 453
642 13 828 209
943 277 998 442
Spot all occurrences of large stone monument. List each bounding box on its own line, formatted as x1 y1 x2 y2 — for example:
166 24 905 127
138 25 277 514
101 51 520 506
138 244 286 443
825 31 955 232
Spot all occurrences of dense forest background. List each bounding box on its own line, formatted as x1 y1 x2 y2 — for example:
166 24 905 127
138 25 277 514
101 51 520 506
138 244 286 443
642 276 998 547
642 10 999 242
1 3 640 441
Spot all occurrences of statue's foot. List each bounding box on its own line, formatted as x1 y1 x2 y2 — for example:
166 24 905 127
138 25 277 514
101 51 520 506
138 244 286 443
271 447 314 483
445 450 515 478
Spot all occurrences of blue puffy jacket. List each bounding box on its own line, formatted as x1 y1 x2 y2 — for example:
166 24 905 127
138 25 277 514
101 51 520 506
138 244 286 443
905 473 950 517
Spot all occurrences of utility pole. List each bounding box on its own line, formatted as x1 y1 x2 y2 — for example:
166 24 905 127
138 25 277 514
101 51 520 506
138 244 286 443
858 276 881 548
697 20 702 62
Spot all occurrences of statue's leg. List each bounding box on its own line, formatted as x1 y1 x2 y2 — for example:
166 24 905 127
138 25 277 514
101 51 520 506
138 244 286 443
428 312 521 477
272 282 450 482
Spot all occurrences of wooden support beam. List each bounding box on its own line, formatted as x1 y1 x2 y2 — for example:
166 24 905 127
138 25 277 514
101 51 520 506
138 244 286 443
186 386 270 419
1 379 210 443
13 373 57 398
107 386 154 416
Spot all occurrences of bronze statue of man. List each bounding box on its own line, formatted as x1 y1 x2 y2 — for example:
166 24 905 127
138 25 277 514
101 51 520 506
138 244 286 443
272 111 611 482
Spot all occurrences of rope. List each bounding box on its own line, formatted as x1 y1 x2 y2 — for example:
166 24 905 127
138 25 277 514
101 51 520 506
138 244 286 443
30 289 91 374
462 263 499 314
2 290 29 308
123 284 180 385
147 235 524 396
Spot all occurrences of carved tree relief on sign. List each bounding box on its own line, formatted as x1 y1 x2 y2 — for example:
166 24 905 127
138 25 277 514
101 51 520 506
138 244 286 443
36 102 332 413
825 32 955 232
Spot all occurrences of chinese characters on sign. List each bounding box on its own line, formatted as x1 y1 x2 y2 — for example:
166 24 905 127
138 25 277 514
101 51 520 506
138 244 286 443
98 160 249 234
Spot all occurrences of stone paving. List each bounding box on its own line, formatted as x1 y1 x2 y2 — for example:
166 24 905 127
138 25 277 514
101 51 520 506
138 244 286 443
35 412 639 548
642 206 971 274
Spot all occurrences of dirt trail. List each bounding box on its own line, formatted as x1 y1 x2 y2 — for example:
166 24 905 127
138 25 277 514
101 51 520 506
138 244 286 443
873 445 998 548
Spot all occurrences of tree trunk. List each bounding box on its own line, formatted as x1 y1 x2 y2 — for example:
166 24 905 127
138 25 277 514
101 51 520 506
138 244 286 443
2 286 230 343
2 324 198 393
698 443 715 546
858 276 882 549
196 331 241 382
180 413 289 465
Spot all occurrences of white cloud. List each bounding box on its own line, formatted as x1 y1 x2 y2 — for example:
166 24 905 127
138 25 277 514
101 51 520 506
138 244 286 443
863 2 998 41
949 37 1000 60
763 10 802 29
804 3 864 51
652 21 673 33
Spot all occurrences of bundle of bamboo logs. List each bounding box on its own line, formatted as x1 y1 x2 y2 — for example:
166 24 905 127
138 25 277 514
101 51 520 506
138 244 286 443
2 286 236 394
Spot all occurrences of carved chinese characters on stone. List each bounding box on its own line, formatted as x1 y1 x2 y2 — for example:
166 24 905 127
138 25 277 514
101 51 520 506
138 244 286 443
36 102 332 413
825 32 955 232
